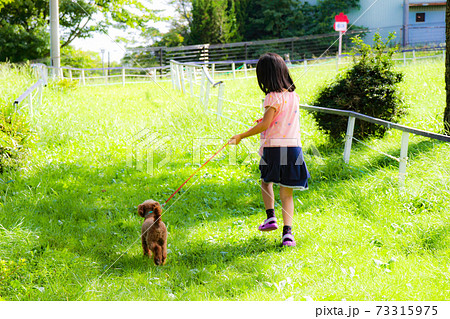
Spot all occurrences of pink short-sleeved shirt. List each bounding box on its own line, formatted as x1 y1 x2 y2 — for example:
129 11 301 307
260 91 302 155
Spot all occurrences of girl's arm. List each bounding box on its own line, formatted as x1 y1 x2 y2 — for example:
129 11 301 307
229 106 276 145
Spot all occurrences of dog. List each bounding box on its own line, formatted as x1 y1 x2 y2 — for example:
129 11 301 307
137 200 167 265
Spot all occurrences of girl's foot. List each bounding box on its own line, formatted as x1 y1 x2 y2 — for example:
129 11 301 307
281 233 296 247
258 217 278 231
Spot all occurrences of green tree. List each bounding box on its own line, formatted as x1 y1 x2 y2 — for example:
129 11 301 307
60 46 102 69
0 0 12 10
244 0 305 40
188 0 236 44
0 0 160 62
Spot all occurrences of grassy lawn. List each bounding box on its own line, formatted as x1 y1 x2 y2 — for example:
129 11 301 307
0 59 449 301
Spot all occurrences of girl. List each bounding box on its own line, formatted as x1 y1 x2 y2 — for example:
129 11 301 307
229 53 310 247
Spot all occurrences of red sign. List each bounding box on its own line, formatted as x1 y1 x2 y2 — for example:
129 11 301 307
334 12 349 31
335 12 349 23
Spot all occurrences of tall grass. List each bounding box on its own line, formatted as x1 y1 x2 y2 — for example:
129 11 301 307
0 59 448 300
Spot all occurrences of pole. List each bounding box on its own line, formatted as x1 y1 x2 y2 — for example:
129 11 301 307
399 131 409 186
159 48 163 77
338 31 343 57
101 49 105 84
343 116 355 164
50 0 61 78
108 51 110 76
403 0 409 47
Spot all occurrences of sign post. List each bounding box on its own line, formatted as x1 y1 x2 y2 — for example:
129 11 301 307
334 12 349 57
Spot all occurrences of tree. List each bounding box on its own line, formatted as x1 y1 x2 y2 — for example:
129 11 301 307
0 0 160 62
445 1 450 134
0 0 12 10
244 0 305 40
188 0 236 44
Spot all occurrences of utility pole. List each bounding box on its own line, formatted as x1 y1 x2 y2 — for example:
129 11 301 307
50 0 61 77
403 0 409 47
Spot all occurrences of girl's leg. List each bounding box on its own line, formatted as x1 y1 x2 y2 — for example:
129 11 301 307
261 181 274 210
259 181 278 231
279 186 294 226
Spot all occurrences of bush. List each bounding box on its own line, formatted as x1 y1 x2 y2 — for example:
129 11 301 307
311 33 406 140
0 107 33 173
0 64 35 173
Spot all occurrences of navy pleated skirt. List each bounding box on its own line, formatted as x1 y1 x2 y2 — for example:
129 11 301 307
259 147 310 189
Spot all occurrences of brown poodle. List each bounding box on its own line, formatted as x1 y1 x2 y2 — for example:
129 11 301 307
137 200 167 265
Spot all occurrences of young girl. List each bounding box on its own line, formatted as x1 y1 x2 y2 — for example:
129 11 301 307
229 52 310 247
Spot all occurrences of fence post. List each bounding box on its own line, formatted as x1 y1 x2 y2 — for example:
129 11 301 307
199 71 206 105
399 131 409 186
152 69 157 82
174 63 181 90
211 63 215 81
170 62 176 90
304 59 307 72
179 64 185 93
38 82 43 107
28 92 33 117
343 116 356 164
81 70 86 86
244 63 247 78
69 69 73 81
59 68 63 79
413 49 416 64
336 52 339 72
217 82 225 120
189 66 194 95
232 62 236 79
122 67 126 86
403 51 407 66
204 82 210 111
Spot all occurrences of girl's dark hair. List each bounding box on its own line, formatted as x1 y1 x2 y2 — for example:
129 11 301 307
256 53 296 95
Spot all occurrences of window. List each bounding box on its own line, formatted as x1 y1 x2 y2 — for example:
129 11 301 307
416 12 425 23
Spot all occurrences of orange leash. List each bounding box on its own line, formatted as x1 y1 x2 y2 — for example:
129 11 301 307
162 141 230 207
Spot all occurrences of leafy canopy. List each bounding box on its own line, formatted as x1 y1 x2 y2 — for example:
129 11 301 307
0 0 161 62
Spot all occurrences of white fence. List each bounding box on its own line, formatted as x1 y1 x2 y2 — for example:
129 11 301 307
169 58 450 186
45 65 170 86
13 64 47 117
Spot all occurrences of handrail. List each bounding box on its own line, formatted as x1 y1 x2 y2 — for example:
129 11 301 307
45 65 169 71
13 79 44 107
299 104 450 143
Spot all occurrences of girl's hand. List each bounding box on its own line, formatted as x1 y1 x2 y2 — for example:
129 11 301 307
229 134 242 145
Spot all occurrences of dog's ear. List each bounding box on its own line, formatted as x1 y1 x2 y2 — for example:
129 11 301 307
153 202 162 216
137 204 145 217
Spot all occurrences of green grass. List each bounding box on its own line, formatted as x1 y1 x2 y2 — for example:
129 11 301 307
0 59 449 300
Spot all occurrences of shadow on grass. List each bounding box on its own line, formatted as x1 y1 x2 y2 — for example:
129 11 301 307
0 135 446 299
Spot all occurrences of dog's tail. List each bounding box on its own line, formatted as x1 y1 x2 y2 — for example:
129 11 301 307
153 202 162 223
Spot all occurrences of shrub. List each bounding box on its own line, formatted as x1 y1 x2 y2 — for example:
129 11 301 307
0 107 33 173
0 64 35 173
311 33 406 140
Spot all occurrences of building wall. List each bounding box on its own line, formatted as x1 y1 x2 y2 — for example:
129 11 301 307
345 0 404 44
302 0 446 47
409 5 445 45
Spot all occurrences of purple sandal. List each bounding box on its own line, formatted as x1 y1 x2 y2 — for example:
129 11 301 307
281 233 296 247
258 217 278 232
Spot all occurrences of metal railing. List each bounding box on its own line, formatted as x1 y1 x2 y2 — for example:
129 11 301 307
45 65 171 86
13 64 47 117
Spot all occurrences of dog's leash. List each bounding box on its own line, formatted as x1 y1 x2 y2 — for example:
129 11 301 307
162 141 230 207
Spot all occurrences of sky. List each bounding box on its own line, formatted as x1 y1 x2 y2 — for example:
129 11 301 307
71 0 176 63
